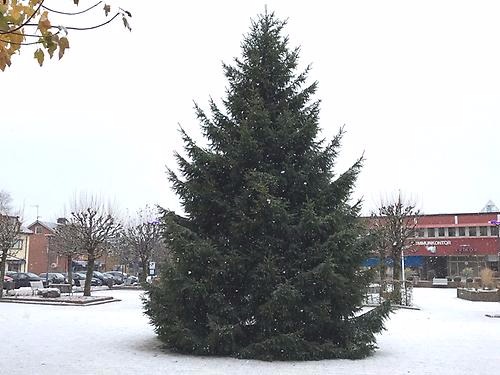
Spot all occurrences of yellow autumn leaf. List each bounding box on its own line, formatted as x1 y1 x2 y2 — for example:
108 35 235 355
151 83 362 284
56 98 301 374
0 48 12 71
38 11 51 34
34 48 44 66
47 34 58 59
0 13 9 32
58 36 69 60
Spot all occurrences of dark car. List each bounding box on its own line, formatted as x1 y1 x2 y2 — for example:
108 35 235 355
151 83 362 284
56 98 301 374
10 272 44 289
126 275 139 285
39 272 65 284
104 271 126 285
73 272 102 287
61 272 80 286
92 271 114 287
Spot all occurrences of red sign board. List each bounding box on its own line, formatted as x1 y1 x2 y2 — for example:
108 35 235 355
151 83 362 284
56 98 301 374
404 237 498 256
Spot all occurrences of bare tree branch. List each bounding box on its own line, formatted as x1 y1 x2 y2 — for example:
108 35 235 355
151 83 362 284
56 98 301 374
120 206 166 283
67 194 122 296
0 190 21 297
372 192 420 283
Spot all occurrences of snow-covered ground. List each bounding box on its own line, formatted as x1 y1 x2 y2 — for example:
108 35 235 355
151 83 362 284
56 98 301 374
1 288 499 375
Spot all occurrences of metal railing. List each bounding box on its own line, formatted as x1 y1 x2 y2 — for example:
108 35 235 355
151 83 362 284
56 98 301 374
364 280 413 306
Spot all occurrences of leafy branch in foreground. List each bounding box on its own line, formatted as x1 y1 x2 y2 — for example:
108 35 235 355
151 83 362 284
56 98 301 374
0 0 132 70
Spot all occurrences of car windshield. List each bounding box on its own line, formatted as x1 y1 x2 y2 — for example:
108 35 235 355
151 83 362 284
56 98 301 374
27 273 39 278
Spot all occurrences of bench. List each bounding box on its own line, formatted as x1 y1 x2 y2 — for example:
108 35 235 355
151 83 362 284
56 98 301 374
432 278 448 287
29 280 45 295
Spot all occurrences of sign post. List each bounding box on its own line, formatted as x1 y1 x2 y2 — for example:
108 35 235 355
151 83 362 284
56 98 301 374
149 261 156 276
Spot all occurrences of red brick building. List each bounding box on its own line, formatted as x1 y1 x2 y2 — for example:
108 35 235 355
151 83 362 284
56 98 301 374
27 220 66 274
403 211 500 279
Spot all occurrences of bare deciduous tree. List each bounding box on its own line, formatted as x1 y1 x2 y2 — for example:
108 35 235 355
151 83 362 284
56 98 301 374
68 196 121 296
51 220 82 289
121 206 165 283
373 193 420 282
0 190 12 213
0 191 21 297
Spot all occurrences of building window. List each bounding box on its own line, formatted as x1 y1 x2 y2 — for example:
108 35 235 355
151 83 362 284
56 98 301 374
458 227 466 236
448 227 456 237
427 228 435 237
416 228 425 238
492 226 499 237
479 227 488 236
468 227 477 236
11 239 23 249
35 226 42 234
438 228 445 237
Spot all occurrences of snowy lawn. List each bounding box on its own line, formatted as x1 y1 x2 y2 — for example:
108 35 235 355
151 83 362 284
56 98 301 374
1 288 499 375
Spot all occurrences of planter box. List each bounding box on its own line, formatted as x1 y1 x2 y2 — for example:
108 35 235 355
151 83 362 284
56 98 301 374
457 288 500 302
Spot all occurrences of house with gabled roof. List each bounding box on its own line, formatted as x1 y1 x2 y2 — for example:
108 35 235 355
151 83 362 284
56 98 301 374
27 219 65 274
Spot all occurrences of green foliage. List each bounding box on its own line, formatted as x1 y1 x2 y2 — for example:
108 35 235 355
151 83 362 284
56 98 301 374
144 11 390 360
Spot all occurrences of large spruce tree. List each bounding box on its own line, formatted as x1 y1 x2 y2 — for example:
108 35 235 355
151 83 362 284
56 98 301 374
144 12 390 361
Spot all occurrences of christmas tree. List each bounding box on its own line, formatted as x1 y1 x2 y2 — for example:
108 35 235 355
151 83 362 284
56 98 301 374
144 11 390 361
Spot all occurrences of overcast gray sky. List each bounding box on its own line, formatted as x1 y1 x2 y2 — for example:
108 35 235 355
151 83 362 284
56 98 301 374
2 0 500 224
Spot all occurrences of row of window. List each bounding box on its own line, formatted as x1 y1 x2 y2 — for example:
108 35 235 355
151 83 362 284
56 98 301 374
416 226 499 238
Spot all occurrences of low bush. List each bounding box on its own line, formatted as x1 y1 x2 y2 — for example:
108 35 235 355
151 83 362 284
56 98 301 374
479 268 496 289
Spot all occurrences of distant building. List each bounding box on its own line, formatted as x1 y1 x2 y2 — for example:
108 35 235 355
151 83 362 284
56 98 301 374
27 220 65 274
406 211 500 278
4 226 32 272
368 210 500 279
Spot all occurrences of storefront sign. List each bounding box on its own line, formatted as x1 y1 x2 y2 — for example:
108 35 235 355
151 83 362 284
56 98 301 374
415 240 451 246
456 245 476 253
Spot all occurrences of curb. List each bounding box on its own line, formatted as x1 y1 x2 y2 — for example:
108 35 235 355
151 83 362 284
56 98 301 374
0 297 121 307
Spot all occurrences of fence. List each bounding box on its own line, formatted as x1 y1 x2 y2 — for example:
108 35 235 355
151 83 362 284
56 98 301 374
364 280 413 307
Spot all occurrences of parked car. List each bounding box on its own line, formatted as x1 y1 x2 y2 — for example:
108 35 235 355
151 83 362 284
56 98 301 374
73 272 102 286
92 271 114 287
61 272 95 287
9 272 45 289
39 272 65 284
126 275 139 285
104 271 126 285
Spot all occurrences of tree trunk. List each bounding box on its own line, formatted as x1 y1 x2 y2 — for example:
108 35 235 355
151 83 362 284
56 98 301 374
84 254 95 296
392 247 402 305
392 247 402 281
0 249 8 298
378 248 386 281
67 255 73 289
140 259 148 283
